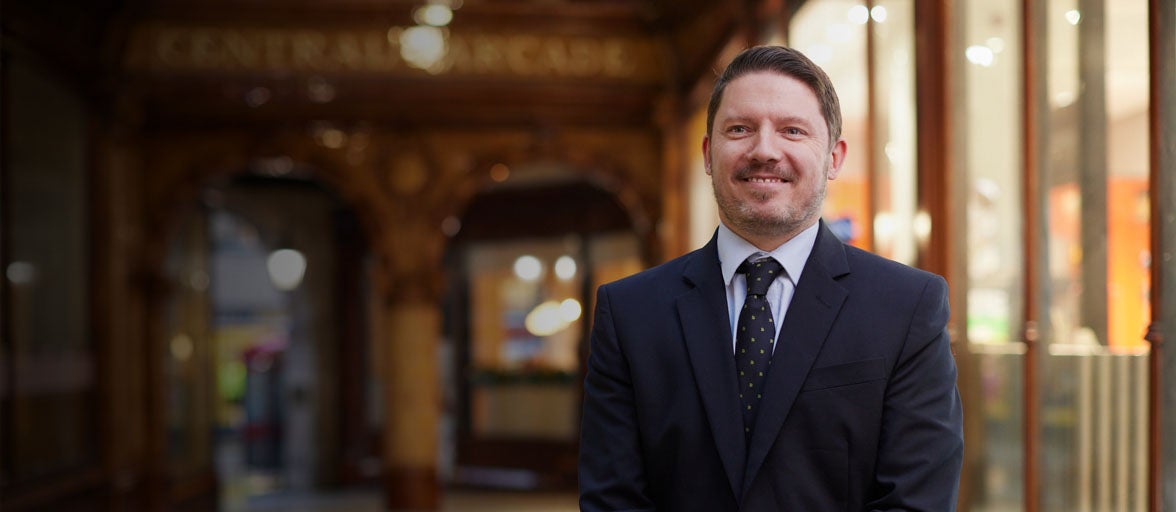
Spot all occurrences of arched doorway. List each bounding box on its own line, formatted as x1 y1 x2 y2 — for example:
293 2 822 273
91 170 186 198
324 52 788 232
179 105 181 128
157 170 379 509
441 167 648 490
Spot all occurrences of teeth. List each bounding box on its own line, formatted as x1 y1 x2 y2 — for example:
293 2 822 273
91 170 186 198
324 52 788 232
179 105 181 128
747 178 783 183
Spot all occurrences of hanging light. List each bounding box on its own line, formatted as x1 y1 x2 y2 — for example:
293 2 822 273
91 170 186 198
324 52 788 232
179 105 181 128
847 5 869 25
267 247 307 291
414 3 454 27
399 25 448 72
513 255 543 282
554 255 577 280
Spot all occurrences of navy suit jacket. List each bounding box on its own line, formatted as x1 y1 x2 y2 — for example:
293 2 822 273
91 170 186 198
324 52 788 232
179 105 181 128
579 222 963 511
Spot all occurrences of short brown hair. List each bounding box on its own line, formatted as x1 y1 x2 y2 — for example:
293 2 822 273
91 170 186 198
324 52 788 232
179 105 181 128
705 46 843 146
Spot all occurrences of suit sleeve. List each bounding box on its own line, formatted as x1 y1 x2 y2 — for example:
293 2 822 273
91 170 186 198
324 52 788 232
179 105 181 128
867 275 965 512
579 285 657 512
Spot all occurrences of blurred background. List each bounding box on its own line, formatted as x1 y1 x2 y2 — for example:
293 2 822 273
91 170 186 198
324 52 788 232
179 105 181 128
1 0 1173 510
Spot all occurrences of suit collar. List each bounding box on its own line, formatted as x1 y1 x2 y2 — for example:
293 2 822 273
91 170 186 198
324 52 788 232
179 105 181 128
677 233 746 499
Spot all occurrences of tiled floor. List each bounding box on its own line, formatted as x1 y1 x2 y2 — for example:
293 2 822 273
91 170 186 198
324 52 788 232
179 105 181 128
234 489 579 512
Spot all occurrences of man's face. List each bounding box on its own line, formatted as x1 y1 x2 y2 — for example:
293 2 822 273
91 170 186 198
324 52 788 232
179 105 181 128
703 71 847 248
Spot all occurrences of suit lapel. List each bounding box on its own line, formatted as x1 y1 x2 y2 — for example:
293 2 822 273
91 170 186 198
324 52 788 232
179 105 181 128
676 235 746 500
742 223 850 497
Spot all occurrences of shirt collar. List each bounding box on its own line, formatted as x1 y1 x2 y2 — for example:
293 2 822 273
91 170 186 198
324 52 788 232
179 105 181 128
717 221 820 287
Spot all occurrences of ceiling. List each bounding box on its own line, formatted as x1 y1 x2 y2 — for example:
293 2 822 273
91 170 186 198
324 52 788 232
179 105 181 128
2 0 754 129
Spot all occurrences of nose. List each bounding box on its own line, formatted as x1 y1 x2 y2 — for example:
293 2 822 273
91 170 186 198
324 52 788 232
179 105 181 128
747 128 781 164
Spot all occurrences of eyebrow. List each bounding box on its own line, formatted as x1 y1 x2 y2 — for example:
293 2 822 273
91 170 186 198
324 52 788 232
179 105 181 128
719 114 817 127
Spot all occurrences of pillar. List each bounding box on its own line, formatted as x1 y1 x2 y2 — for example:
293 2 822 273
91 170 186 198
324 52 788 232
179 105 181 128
382 298 442 510
378 230 444 510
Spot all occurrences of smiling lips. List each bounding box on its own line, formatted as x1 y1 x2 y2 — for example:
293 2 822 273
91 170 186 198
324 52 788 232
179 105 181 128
734 165 793 184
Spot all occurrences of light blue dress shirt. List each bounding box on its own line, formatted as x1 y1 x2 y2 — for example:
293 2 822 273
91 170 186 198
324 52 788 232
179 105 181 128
716 221 820 354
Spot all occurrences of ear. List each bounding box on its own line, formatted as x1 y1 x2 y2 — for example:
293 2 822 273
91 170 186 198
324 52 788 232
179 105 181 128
826 138 848 180
702 135 712 175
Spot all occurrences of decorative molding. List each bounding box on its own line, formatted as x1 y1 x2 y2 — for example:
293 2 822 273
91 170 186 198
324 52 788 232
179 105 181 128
124 23 664 83
135 126 661 306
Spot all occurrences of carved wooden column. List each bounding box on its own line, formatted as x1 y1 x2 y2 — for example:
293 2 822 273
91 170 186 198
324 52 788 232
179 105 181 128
376 221 445 511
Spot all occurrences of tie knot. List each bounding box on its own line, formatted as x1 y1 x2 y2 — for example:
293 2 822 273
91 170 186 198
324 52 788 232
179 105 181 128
738 257 783 296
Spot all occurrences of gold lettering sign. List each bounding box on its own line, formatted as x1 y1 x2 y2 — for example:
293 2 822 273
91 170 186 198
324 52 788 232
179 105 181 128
124 23 662 82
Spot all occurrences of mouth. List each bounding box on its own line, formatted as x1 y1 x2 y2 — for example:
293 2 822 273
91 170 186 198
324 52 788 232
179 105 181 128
734 165 793 185
743 176 789 184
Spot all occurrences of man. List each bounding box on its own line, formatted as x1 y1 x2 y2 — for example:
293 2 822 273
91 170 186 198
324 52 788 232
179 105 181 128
579 46 964 511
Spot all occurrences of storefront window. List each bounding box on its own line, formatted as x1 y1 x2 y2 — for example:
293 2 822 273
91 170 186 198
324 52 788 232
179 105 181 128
1102 1 1151 354
448 177 643 486
1040 0 1151 509
959 1 1026 509
1 58 98 485
464 232 641 441
963 0 1025 348
466 238 589 440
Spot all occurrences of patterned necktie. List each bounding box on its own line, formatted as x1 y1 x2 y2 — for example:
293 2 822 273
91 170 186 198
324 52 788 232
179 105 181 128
735 257 783 441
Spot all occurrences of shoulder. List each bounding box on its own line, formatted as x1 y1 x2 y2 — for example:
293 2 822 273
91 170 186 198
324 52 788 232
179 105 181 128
839 244 947 296
830 245 952 341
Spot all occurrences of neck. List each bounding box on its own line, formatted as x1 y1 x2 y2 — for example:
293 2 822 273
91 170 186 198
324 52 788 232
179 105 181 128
724 218 818 252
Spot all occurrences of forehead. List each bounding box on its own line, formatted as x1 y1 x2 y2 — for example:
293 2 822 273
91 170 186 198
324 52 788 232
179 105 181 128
716 71 823 120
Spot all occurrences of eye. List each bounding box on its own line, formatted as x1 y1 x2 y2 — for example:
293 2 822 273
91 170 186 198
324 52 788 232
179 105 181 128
783 127 805 136
727 125 750 134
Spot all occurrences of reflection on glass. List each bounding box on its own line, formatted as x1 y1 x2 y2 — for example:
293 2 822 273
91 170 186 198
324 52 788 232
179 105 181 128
963 0 1025 347
1040 0 1151 510
870 0 917 264
1046 0 1084 345
959 2 1026 510
1103 0 1151 353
